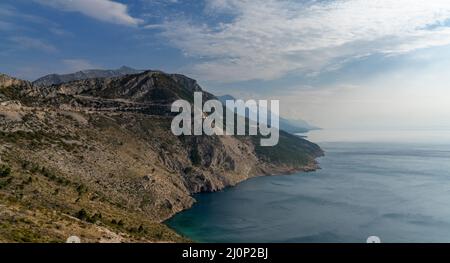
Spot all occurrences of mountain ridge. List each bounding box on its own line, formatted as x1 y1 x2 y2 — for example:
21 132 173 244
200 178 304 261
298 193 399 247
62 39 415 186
32 66 143 87
218 94 320 133
0 70 323 242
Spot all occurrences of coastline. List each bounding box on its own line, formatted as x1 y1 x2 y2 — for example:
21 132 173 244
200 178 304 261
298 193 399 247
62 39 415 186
162 157 323 241
162 142 450 243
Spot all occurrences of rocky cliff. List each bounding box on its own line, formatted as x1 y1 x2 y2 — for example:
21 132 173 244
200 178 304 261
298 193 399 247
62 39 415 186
32 66 142 87
0 71 323 243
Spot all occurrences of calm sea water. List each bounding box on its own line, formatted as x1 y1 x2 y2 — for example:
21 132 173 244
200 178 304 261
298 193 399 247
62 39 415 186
166 130 450 243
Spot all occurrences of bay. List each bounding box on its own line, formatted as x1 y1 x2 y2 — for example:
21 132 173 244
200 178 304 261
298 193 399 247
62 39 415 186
166 130 450 243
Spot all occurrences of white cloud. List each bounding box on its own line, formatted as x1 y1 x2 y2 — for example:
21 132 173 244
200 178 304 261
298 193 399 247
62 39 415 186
0 4 70 35
158 0 450 82
34 0 142 26
243 47 450 130
9 36 58 53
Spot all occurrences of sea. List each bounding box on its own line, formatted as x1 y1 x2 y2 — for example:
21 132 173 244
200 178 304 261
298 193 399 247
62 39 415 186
166 129 450 243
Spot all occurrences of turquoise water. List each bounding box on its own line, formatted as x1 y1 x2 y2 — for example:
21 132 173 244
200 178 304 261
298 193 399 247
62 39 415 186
166 131 450 243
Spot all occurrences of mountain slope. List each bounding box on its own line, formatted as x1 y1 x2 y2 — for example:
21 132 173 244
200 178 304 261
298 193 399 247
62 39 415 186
33 66 142 87
0 71 323 243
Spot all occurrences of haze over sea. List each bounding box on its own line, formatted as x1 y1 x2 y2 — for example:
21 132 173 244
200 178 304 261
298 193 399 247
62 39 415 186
167 129 450 243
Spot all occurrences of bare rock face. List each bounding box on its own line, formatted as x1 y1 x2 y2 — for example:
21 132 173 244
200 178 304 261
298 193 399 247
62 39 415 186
0 70 323 242
0 74 24 88
32 66 142 87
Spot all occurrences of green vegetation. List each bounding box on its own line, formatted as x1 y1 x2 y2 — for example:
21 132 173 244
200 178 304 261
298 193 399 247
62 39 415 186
0 165 12 189
189 145 202 166
75 209 89 221
252 130 322 167
0 86 21 100
0 131 47 143
75 209 103 223
0 131 80 152
183 166 193 174
0 165 11 177
39 166 71 186
0 178 12 189
76 184 88 196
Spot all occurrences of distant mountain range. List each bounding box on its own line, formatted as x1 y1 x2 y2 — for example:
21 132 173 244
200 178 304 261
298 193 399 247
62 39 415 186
33 66 142 86
218 95 320 134
33 67 319 134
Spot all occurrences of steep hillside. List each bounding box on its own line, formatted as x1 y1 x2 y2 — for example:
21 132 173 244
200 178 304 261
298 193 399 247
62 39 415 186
0 71 323 243
33 66 142 87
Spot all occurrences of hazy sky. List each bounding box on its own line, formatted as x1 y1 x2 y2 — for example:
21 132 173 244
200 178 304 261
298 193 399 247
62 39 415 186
2 0 450 129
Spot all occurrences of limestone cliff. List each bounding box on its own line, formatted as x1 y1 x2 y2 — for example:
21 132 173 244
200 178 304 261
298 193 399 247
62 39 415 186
0 71 323 243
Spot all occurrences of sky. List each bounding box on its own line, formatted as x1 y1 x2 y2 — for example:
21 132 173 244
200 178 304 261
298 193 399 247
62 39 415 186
2 0 450 130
